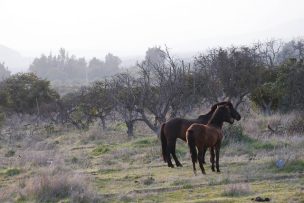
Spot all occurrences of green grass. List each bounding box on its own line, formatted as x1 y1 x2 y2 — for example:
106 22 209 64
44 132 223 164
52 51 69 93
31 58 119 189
279 159 304 173
91 144 111 156
130 136 158 148
5 168 21 176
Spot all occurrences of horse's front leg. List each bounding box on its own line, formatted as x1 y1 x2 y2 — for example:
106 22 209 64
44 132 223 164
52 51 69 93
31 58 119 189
210 147 215 172
198 149 206 174
215 142 222 173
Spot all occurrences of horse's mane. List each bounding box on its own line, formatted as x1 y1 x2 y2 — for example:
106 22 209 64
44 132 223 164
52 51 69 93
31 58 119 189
197 101 231 120
210 101 232 111
207 104 227 125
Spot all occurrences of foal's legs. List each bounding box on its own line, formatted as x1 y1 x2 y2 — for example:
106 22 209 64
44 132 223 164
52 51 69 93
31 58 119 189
215 142 221 173
198 149 206 174
210 147 215 172
171 143 183 167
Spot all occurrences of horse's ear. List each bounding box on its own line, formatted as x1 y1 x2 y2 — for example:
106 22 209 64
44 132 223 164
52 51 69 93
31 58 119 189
211 104 218 111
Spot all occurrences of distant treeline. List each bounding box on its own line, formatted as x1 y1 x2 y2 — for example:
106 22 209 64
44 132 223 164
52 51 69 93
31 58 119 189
29 49 122 84
0 38 304 136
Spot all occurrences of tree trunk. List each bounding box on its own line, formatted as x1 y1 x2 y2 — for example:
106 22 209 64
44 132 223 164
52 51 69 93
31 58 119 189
262 100 272 115
126 121 134 137
139 111 158 134
99 117 106 130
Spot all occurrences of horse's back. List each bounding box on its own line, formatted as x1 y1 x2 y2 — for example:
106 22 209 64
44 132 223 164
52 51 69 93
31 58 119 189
164 118 196 141
187 124 221 147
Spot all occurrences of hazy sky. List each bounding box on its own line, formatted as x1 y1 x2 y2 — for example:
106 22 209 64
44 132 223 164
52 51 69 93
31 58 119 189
1 0 304 58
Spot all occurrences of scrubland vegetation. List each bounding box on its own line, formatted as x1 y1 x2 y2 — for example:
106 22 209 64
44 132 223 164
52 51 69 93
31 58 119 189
0 38 304 202
0 111 303 202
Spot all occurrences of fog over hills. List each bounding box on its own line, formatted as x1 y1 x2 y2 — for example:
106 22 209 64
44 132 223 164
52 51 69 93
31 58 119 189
1 18 303 73
0 45 32 73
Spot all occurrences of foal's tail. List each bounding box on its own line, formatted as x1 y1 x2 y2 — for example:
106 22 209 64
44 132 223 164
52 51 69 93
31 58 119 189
187 129 197 163
160 123 167 163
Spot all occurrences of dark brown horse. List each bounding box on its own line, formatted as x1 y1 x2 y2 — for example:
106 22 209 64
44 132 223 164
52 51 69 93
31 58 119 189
186 104 236 174
160 101 241 168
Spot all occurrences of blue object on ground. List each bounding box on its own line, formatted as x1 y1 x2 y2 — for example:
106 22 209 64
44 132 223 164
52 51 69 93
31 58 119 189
276 159 285 169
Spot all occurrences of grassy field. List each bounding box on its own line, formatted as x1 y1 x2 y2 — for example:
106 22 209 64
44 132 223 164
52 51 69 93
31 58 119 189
0 112 303 202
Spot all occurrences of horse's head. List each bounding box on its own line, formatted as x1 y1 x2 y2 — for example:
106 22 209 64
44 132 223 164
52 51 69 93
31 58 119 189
212 102 241 125
225 102 241 121
211 101 241 122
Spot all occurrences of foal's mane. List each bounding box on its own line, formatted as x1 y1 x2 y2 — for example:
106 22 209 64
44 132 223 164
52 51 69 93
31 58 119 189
207 104 227 125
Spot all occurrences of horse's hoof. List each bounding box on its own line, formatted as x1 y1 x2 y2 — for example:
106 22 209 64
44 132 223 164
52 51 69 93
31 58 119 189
202 171 206 175
176 163 183 167
168 164 174 168
216 170 221 173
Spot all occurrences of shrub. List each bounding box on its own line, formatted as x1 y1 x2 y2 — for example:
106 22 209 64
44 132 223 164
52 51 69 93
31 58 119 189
275 159 304 173
5 150 15 157
142 176 155 185
25 171 102 202
222 124 253 146
5 168 21 176
287 114 304 133
222 183 251 197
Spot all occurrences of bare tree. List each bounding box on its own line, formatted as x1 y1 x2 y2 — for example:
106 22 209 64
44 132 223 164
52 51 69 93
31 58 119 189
278 38 304 63
108 73 142 137
255 39 283 68
136 47 194 134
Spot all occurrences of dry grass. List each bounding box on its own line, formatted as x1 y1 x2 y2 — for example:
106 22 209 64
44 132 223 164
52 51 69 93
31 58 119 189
241 110 304 137
0 166 102 203
0 109 303 202
23 169 102 202
222 183 252 197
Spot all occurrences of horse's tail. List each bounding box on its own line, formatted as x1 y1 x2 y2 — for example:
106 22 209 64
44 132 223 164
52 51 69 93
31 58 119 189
187 129 197 163
160 123 167 163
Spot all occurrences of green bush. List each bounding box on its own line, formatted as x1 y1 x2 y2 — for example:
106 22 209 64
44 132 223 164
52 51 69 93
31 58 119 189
5 168 21 176
222 124 253 146
5 150 15 157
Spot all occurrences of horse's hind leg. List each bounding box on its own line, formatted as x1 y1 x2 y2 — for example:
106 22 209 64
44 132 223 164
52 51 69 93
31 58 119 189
215 143 221 173
210 147 215 172
166 141 175 168
172 143 183 167
198 149 206 174
202 147 207 164
192 159 197 175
